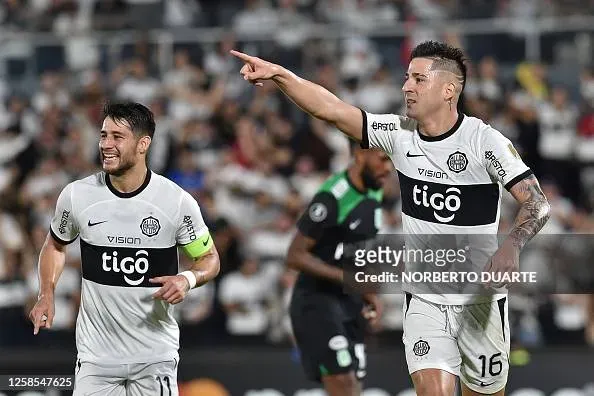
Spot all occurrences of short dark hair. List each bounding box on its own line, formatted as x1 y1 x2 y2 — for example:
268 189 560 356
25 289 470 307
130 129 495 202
410 41 467 90
102 102 156 139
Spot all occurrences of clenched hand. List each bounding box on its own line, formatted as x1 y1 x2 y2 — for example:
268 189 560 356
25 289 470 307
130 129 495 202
150 275 191 305
483 239 520 289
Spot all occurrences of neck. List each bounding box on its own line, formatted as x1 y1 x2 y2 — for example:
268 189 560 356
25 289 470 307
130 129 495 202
418 108 459 137
108 162 148 193
347 166 366 193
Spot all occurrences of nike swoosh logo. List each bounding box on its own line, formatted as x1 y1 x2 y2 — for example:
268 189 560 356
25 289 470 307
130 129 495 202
480 381 495 387
88 220 108 227
202 236 210 246
406 151 425 158
349 219 361 230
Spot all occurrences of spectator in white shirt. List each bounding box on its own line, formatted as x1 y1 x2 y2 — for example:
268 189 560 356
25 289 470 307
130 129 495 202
218 256 275 340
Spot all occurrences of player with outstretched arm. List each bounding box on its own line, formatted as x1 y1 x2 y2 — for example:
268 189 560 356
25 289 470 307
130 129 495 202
232 41 550 396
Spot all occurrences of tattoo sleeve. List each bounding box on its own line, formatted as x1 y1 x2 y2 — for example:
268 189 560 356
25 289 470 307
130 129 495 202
508 175 551 250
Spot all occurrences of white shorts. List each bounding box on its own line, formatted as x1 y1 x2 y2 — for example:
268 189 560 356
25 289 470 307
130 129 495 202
73 358 179 396
402 293 510 394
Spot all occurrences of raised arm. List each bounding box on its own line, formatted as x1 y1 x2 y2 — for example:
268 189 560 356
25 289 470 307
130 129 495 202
231 50 363 142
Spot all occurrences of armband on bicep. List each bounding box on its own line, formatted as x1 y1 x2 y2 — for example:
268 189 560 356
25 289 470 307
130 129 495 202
181 232 213 259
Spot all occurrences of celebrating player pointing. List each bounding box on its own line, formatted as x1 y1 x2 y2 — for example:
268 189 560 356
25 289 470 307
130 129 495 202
233 42 550 396
29 102 220 396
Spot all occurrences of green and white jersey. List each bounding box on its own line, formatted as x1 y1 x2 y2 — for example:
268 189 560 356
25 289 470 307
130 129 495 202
294 171 383 296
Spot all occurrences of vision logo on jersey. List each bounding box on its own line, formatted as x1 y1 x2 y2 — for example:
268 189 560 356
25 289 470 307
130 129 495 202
418 168 449 180
447 151 468 173
102 250 149 286
140 216 160 237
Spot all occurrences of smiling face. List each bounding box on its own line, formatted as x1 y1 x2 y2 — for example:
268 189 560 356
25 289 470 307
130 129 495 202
402 57 460 121
99 117 150 176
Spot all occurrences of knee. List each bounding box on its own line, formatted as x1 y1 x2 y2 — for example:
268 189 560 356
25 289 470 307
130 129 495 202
415 382 449 396
412 370 455 396
323 372 359 396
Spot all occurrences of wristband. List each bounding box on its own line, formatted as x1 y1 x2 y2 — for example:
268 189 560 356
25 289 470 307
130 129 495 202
179 270 197 289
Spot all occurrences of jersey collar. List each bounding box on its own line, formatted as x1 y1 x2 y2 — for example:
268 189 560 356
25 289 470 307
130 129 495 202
105 169 152 198
417 113 464 142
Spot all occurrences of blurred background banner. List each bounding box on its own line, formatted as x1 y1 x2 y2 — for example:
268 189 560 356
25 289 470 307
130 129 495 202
1 0 594 395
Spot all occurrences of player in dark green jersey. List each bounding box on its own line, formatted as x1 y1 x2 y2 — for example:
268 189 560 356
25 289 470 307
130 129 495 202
287 142 392 396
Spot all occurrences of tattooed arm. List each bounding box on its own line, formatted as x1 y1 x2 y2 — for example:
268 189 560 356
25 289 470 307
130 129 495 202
507 175 551 249
484 175 550 288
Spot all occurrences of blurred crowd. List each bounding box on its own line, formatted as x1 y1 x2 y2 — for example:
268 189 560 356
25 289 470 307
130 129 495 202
1 0 594 352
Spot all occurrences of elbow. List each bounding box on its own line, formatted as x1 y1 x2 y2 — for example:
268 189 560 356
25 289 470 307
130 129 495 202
286 248 303 272
538 197 552 225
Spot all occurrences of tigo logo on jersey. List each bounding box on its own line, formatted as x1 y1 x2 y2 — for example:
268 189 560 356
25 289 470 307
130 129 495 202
101 250 149 286
413 185 461 223
447 151 468 173
140 216 160 237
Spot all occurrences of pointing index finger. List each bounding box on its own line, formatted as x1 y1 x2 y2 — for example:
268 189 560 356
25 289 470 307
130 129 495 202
230 50 253 62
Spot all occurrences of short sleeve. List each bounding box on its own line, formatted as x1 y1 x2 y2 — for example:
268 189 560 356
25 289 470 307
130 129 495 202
176 192 209 246
482 127 533 190
360 109 402 155
296 192 338 240
50 183 79 244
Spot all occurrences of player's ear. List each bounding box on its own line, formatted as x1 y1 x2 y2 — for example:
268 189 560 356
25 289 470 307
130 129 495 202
444 82 456 102
137 135 151 155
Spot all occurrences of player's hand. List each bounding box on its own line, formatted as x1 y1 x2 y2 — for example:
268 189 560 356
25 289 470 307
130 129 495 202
29 292 55 335
483 239 520 289
230 50 281 87
362 293 383 328
150 275 191 305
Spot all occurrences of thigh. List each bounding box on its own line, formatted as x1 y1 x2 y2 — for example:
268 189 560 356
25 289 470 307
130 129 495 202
291 299 357 383
458 297 510 395
402 294 461 377
73 360 127 396
127 359 179 396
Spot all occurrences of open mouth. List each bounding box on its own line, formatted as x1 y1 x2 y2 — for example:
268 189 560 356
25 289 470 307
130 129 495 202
102 153 119 164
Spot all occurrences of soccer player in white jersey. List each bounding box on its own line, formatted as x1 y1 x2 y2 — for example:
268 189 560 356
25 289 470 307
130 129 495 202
29 102 220 396
232 41 551 395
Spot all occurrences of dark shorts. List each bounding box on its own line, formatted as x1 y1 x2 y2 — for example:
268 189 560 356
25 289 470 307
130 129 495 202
289 289 367 383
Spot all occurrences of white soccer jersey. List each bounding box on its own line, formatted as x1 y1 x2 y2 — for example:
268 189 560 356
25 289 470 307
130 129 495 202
50 170 208 364
362 111 532 305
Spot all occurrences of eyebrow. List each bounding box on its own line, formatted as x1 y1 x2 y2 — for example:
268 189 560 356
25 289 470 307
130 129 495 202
406 72 429 78
100 130 126 135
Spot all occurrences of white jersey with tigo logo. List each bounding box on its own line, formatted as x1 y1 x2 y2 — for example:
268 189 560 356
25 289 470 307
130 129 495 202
50 170 208 364
361 111 532 305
